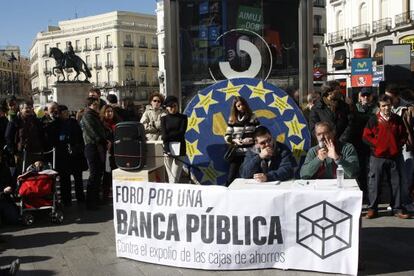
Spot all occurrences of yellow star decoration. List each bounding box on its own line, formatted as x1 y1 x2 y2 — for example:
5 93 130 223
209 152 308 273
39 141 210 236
199 162 226 185
289 140 306 163
246 81 273 102
186 140 203 163
269 94 293 116
285 115 306 139
194 90 219 114
216 80 244 101
187 110 205 134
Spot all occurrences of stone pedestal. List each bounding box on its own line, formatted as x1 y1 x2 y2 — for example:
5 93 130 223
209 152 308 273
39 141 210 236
53 82 93 111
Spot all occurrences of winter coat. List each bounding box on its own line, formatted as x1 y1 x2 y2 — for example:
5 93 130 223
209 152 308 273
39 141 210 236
80 108 106 146
140 105 166 140
224 114 260 156
309 99 353 143
239 141 295 181
351 102 378 154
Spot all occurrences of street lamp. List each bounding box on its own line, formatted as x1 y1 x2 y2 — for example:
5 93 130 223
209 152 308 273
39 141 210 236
8 52 17 96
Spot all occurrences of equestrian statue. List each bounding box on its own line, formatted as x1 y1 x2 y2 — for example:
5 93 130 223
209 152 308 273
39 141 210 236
49 42 92 82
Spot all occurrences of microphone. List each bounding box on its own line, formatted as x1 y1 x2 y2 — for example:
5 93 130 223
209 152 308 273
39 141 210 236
318 140 326 149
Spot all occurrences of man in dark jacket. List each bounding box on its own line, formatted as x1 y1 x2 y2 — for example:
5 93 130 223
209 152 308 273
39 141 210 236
240 126 294 182
362 94 409 219
80 97 107 210
309 81 353 144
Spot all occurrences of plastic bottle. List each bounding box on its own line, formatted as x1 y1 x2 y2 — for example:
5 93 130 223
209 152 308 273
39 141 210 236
336 164 344 189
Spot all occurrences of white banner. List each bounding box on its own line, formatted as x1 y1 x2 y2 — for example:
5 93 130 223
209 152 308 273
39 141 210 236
113 181 362 275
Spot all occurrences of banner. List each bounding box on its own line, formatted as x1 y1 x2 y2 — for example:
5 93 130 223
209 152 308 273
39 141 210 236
113 181 361 275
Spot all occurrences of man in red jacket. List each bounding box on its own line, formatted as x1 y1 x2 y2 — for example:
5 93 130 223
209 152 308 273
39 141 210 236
362 94 410 219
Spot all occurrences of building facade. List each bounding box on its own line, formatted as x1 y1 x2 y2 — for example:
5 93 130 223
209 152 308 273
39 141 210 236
325 0 414 93
30 11 159 105
313 0 327 88
0 46 31 101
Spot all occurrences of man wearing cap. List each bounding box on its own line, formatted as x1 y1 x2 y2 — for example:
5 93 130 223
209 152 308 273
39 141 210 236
351 88 377 198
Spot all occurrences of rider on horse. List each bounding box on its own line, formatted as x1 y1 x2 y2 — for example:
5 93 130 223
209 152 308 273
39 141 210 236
64 42 75 68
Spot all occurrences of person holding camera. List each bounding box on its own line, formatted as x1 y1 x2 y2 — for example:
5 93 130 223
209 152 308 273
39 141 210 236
300 121 359 179
239 126 294 182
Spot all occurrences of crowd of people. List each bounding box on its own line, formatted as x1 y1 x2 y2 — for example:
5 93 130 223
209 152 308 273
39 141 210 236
0 82 413 227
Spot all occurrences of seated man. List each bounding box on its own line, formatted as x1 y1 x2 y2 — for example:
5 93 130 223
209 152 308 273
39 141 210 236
239 126 295 182
300 121 359 179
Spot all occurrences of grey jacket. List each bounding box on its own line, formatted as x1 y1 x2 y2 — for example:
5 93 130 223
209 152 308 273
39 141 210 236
140 105 166 141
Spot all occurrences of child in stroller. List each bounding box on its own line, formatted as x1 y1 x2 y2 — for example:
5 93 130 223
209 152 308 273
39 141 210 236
17 160 63 225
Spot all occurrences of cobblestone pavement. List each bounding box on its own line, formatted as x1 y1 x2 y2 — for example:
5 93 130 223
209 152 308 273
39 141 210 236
1 202 413 276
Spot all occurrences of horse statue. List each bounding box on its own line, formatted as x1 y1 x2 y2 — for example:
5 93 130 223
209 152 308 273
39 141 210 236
49 47 92 82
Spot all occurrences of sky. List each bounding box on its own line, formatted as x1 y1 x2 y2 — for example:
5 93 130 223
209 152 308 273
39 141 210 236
0 0 156 56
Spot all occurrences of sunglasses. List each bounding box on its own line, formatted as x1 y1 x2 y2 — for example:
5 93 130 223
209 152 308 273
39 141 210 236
152 99 161 103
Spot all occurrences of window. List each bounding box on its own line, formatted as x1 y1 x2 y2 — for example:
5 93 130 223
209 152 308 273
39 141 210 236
126 34 132 42
75 40 80 50
152 36 157 45
336 10 344 31
126 52 133 61
56 42 60 49
359 3 367 25
141 71 147 82
44 44 49 54
86 55 90 66
140 35 146 43
85 38 90 47
95 36 100 48
381 0 388 19
106 34 111 43
126 70 133 80
45 60 49 70
140 53 147 63
96 71 100 85
95 54 100 64
108 71 112 83
107 53 112 62
314 15 322 34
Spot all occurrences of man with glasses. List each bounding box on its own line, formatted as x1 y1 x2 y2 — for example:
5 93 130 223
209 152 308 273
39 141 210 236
300 121 359 180
239 126 294 182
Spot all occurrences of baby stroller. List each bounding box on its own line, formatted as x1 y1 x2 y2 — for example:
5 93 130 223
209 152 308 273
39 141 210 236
16 148 64 226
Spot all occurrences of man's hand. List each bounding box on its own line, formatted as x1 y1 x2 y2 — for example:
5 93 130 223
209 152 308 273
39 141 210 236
233 138 243 146
317 147 328 161
253 173 267 182
325 139 340 160
259 147 273 159
241 137 253 144
3 186 12 194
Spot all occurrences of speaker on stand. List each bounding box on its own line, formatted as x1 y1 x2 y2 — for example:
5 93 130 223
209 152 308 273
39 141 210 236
113 122 146 171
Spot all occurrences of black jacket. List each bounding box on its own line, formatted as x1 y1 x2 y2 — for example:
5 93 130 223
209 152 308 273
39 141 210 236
309 99 353 143
161 113 188 156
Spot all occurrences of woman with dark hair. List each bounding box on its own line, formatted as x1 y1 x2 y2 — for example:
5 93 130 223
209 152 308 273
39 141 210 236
225 96 259 185
100 105 118 204
140 92 166 140
161 96 188 183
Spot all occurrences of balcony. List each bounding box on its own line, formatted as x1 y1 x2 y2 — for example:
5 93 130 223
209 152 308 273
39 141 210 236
350 24 370 38
313 27 326 36
139 61 148 67
124 41 134 47
83 46 91 52
327 30 346 44
395 11 413 27
94 62 102 70
372 18 392 33
104 42 113 48
93 44 101 50
140 81 149 86
105 61 113 68
125 80 137 86
124 60 135 67
139 42 148 48
313 0 325 7
74 47 82 53
151 43 158 49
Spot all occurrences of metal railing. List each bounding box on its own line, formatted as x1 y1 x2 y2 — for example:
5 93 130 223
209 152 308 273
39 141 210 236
139 61 148 66
74 47 82 53
94 62 102 69
152 62 159 67
105 61 113 68
395 11 413 27
372 18 392 33
140 81 149 86
138 42 148 48
104 42 113 48
83 46 91 52
151 43 158 49
123 41 134 47
327 29 345 44
124 60 135 66
93 44 101 50
351 23 370 37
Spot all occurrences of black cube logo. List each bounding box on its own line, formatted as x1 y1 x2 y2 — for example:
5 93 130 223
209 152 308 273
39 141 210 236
296 200 352 259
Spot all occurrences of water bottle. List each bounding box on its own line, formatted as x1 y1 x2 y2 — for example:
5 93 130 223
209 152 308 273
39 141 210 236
336 164 344 189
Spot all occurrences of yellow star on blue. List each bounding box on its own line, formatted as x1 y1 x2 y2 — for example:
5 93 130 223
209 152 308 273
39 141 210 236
186 140 203 163
246 81 273 102
187 110 205 134
194 90 219 114
199 162 226 185
269 94 293 116
216 80 244 101
289 140 306 162
285 115 306 139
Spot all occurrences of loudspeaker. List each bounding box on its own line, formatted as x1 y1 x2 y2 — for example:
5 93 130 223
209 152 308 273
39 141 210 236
114 122 146 171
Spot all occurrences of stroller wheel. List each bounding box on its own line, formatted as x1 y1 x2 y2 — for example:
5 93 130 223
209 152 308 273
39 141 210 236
22 213 34 226
51 210 64 224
